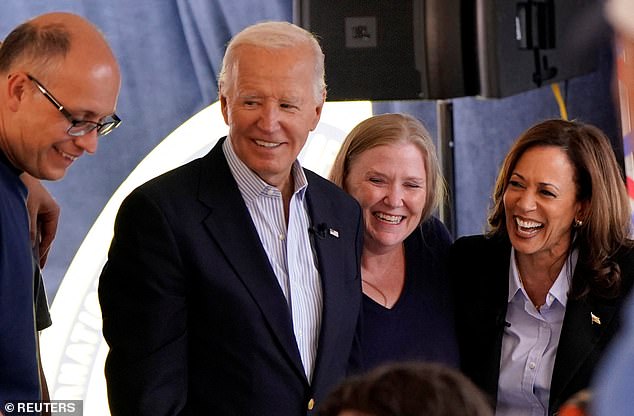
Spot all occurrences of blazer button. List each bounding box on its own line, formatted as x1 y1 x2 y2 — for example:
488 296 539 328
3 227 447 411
307 398 315 410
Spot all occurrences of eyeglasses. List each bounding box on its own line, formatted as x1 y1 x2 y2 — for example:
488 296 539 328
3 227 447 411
27 74 121 137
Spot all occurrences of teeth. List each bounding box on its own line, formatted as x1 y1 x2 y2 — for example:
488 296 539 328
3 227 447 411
375 212 403 224
516 217 542 229
56 148 78 161
255 140 280 148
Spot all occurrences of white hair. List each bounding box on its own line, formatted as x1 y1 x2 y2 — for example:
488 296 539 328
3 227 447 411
217 21 326 103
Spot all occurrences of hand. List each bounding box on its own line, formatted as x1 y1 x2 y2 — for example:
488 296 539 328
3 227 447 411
21 173 60 268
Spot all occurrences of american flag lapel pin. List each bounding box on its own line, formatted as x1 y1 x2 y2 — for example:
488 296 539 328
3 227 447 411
591 312 601 326
328 228 339 238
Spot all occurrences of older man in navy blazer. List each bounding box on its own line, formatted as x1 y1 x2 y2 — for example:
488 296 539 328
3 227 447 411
98 21 363 415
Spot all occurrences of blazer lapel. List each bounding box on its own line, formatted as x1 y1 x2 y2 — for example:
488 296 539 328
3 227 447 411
550 293 620 409
197 139 306 381
484 238 513 399
304 172 362 385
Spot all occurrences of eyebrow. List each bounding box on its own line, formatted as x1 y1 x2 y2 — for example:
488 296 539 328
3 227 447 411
62 102 102 118
367 170 425 182
75 109 100 119
237 93 260 99
237 90 303 102
404 176 425 184
510 172 561 191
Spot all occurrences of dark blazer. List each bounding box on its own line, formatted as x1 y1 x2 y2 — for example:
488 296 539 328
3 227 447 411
451 234 634 415
98 138 363 416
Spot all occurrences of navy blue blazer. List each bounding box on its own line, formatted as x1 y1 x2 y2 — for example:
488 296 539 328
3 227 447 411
451 234 634 415
99 138 363 415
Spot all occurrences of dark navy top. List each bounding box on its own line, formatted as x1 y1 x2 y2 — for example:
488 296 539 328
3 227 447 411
361 216 459 370
0 151 40 403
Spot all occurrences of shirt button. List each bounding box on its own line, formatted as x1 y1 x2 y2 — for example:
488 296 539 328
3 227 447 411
307 398 315 410
267 189 275 196
279 234 285 241
529 362 536 370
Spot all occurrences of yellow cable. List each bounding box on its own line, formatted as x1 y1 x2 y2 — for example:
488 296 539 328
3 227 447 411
551 83 569 121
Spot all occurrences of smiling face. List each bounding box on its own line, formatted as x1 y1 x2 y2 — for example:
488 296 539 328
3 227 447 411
1 16 121 181
10 69 120 180
220 43 323 190
344 142 427 254
503 145 583 260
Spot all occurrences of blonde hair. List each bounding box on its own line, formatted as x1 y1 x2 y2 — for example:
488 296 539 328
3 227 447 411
329 113 445 223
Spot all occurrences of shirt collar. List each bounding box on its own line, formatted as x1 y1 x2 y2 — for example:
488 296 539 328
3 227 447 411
223 136 308 203
508 249 522 302
508 247 578 307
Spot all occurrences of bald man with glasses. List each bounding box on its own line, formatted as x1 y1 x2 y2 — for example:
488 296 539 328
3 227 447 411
0 12 121 406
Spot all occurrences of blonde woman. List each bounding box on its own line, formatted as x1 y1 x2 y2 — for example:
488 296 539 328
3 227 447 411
330 113 458 370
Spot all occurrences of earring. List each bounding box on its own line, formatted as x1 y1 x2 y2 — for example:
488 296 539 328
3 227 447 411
574 218 583 227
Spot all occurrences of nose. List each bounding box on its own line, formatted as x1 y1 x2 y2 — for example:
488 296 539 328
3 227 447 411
383 184 404 208
72 130 99 154
257 102 281 133
516 190 536 212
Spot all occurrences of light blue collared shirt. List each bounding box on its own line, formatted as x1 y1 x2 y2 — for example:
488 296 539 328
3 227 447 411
496 248 577 416
223 137 323 382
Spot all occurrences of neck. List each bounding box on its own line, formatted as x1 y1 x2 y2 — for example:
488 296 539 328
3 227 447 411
362 243 404 269
516 249 569 308
516 248 568 285
361 243 406 309
280 175 294 227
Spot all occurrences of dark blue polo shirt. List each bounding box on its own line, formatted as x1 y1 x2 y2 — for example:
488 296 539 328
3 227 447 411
0 151 40 404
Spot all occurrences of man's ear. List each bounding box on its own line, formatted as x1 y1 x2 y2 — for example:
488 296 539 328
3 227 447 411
219 93 229 125
6 72 29 112
309 91 326 131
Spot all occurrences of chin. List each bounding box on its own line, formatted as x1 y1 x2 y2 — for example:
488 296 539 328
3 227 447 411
378 237 407 250
509 239 541 256
41 169 67 181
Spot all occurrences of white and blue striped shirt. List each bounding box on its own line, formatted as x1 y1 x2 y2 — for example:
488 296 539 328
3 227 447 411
223 137 323 381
